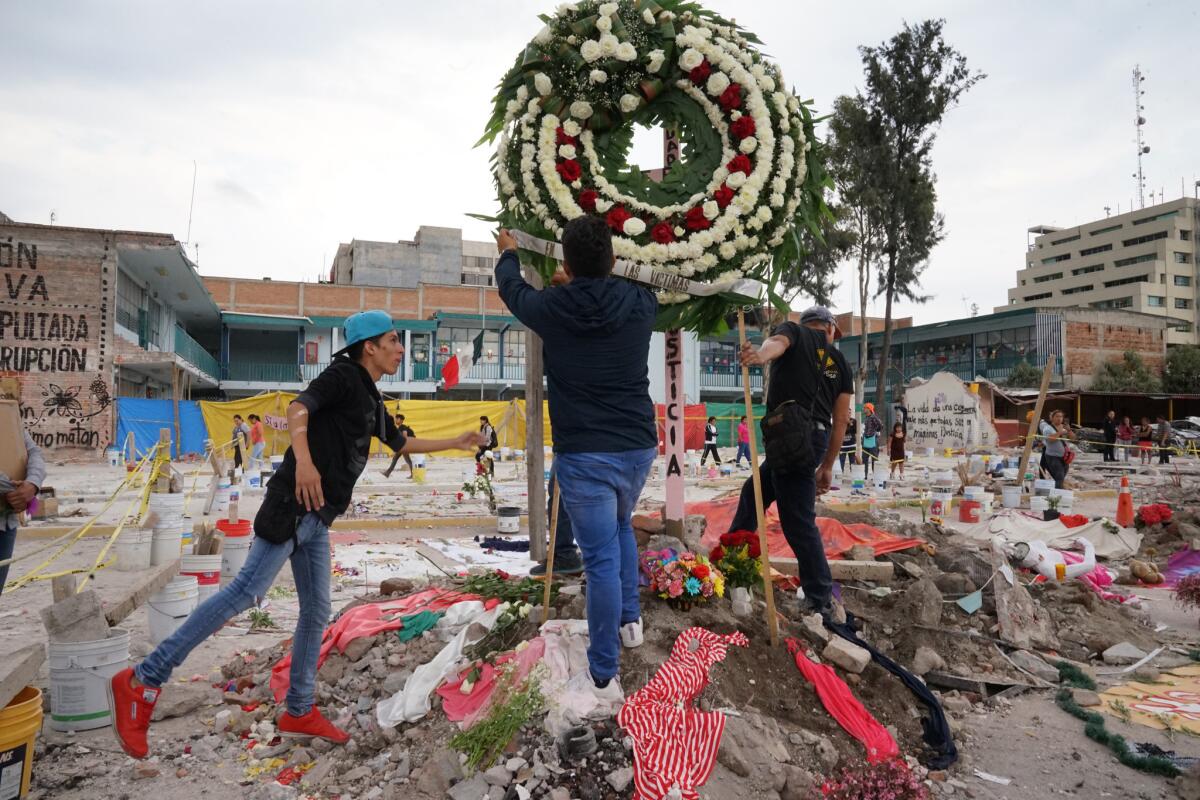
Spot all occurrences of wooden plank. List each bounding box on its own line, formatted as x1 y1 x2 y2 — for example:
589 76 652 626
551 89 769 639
525 264 547 563
102 560 181 627
1017 355 1055 482
0 644 46 711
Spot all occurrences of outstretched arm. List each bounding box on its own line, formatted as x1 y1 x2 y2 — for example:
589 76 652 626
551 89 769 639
494 230 552 333
402 430 487 454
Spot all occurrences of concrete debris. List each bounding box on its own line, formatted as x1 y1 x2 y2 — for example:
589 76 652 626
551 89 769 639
1007 650 1060 684
912 646 946 676
896 578 943 627
1102 641 1148 665
151 682 222 721
821 637 871 674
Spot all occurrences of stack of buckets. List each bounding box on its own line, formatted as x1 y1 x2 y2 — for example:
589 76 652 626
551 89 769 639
960 485 986 522
0 687 42 797
180 553 222 602
212 481 234 517
149 492 188 565
115 527 154 571
1031 478 1055 512
147 577 198 646
217 519 254 586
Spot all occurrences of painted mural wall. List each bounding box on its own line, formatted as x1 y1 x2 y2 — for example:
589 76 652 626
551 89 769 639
903 371 998 450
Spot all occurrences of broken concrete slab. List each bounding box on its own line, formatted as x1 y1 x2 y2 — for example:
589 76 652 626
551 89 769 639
828 560 894 583
1102 642 1148 666
989 540 1057 651
151 682 223 721
1007 650 1060 683
911 646 946 676
895 577 943 627
821 637 871 674
102 559 181 627
0 644 46 710
40 589 110 643
847 545 876 561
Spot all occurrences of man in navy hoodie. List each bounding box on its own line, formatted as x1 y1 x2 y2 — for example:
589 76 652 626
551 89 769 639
495 217 658 695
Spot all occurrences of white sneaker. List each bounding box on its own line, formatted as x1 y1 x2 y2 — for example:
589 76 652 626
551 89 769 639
620 618 644 649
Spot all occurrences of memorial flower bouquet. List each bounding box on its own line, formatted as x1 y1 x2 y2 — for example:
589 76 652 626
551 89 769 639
462 462 498 512
641 548 724 608
1135 503 1172 528
708 529 761 590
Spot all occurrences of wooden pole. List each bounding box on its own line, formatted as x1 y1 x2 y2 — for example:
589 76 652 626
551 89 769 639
525 266 548 563
737 309 779 646
1017 355 1056 483
663 329 685 539
541 482 561 609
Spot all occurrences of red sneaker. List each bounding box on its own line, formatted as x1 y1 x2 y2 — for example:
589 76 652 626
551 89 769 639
108 667 159 759
278 707 350 744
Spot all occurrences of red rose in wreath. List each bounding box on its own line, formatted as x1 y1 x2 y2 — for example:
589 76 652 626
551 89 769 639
719 83 743 111
684 206 711 231
651 222 676 243
556 126 576 146
578 189 598 211
710 545 726 563
606 205 632 231
556 159 582 182
730 115 756 140
689 59 712 85
727 154 752 175
713 184 734 209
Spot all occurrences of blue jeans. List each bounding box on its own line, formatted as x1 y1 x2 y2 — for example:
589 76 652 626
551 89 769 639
735 442 751 465
554 448 656 683
0 524 16 597
729 429 832 608
136 513 331 716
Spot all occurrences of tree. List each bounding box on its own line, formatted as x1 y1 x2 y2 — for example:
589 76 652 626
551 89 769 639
855 19 985 407
779 201 854 307
1004 360 1042 388
1164 345 1200 393
1091 351 1161 393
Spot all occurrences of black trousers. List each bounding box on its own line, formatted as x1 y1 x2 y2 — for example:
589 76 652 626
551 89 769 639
1043 454 1068 489
1103 439 1116 461
700 444 721 464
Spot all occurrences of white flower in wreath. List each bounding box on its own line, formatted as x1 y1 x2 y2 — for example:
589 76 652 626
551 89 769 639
580 39 602 62
568 34 578 44
705 72 730 96
534 25 554 45
702 200 720 220
569 100 594 119
759 75 776 92
757 206 774 223
595 15 612 33
619 93 641 113
558 144 577 159
739 136 757 154
595 198 613 213
729 109 742 121
599 34 619 57
770 193 785 208
674 226 685 237
734 193 756 215
693 231 714 248
679 48 704 71
598 2 619 16
719 241 737 260
505 99 522 116
507 197 520 210
726 172 747 189
623 218 647 236
734 235 750 250
556 2 578 15
647 49 665 73
562 119 582 137
534 72 553 96
643 8 656 25
616 42 638 62
571 180 582 190
700 253 719 268
589 69 608 84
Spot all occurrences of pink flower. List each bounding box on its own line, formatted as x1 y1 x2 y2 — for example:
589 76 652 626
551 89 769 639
668 579 684 597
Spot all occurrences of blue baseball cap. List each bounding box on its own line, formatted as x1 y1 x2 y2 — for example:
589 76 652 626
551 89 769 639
335 310 395 356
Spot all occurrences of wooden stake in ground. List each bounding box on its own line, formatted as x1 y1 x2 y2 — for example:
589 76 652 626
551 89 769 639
541 481 562 612
737 309 779 647
1017 355 1056 483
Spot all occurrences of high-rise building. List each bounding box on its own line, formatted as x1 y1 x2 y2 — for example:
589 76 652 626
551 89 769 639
1001 197 1199 345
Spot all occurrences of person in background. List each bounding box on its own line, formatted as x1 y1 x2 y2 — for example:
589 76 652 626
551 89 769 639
839 415 858 472
887 422 906 481
700 416 721 466
248 414 266 469
0 431 47 597
1039 409 1075 488
476 416 497 476
383 413 417 478
1136 416 1154 466
1116 415 1134 463
1157 414 1172 465
232 414 251 470
861 403 883 475
734 415 751 468
1101 409 1118 463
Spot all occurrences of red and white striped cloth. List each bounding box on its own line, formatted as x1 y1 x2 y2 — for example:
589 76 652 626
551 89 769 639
617 627 749 800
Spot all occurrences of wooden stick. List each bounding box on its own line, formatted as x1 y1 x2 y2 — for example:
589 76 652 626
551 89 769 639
1017 355 1055 483
737 309 779 646
541 481 562 611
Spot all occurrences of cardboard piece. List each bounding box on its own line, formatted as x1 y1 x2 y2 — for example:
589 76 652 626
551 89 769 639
0 400 27 482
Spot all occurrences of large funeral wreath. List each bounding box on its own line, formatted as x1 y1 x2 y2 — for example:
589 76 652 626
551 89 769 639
479 0 829 334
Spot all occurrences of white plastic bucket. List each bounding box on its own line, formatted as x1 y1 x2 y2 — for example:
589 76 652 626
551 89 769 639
513 450 525 461
1033 479 1055 497
150 529 183 566
1002 468 1019 480
106 447 120 467
48 628 131 732
1030 496 1049 512
963 486 985 502
212 487 232 516
1049 488 1074 513
497 506 521 534
270 455 285 471
148 493 186 515
929 492 952 522
245 468 261 489
180 554 223 602
850 465 866 489
147 576 199 646
500 446 512 462
115 529 153 572
411 454 426 469
1001 484 1022 509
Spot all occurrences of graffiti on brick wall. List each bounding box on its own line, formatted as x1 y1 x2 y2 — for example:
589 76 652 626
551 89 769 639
904 372 996 450
0 238 94 374
20 377 112 450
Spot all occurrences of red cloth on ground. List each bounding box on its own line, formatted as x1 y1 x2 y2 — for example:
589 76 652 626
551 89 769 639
1058 514 1090 528
270 588 487 702
617 627 749 800
692 496 925 561
786 639 899 762
437 637 546 727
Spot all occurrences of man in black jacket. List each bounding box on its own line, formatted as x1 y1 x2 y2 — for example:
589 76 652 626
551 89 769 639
496 218 657 695
1101 409 1118 462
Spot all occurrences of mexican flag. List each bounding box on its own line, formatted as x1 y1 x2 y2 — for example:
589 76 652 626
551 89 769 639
441 330 485 391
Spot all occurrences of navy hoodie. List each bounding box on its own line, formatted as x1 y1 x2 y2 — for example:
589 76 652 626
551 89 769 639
495 250 658 454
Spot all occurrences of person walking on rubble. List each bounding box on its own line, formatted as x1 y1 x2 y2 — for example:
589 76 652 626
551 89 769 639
495 217 658 699
1039 409 1075 489
725 306 853 620
110 311 486 759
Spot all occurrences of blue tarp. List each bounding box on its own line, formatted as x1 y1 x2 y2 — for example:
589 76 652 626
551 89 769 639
116 398 208 458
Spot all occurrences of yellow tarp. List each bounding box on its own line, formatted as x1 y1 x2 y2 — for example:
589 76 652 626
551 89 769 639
1098 663 1200 737
199 395 554 458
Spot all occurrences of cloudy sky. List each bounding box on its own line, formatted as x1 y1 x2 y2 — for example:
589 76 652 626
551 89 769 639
3 1 1198 324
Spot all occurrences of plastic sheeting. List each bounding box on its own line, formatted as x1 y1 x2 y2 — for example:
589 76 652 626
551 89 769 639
654 404 709 453
956 509 1142 559
693 496 925 561
1163 547 1200 588
115 397 207 458
704 402 765 449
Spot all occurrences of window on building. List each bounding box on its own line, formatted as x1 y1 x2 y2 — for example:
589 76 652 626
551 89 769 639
1071 264 1104 276
461 255 497 271
1020 279 1026 286
1023 292 1052 301
1088 223 1122 236
1133 210 1178 226
1182 229 1193 241
1179 323 1194 333
1061 284 1093 295
504 330 526 370
1050 234 1080 246
1175 298 1193 310
1103 274 1150 288
1032 272 1062 284
116 269 144 332
460 273 493 286
1080 243 1113 257
145 298 163 348
1091 297 1133 310
1040 253 1071 264
1175 275 1192 287
1174 252 1191 264
1114 252 1156 267
1147 296 1166 307
1122 230 1169 247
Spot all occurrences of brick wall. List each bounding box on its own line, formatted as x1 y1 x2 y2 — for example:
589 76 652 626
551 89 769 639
201 276 509 319
1064 319 1165 386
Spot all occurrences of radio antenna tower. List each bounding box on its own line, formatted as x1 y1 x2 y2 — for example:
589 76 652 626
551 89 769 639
1132 66 1149 209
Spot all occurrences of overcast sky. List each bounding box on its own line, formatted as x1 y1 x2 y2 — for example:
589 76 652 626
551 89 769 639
3 1 1198 324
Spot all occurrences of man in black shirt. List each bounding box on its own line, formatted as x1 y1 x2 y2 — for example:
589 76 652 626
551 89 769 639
727 306 853 618
700 416 721 466
111 311 484 759
383 413 417 477
1101 409 1118 463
